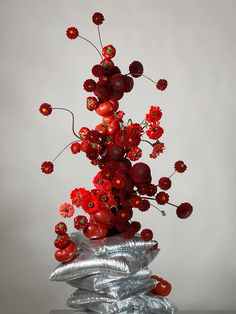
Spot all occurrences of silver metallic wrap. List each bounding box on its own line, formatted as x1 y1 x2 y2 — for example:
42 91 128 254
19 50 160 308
135 293 178 313
67 267 151 291
49 249 158 282
70 232 157 255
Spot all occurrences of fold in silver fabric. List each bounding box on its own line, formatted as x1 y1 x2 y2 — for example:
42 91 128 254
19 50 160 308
49 249 158 282
70 232 158 255
67 267 151 291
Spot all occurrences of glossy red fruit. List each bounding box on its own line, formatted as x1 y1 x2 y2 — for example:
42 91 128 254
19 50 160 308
55 241 77 263
103 114 116 124
92 210 116 228
108 122 120 136
96 101 115 117
83 222 108 239
151 279 172 296
100 59 114 69
109 99 119 111
102 45 116 59
79 127 90 140
95 123 108 137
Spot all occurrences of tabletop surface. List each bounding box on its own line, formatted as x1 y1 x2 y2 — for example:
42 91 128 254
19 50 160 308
50 311 236 314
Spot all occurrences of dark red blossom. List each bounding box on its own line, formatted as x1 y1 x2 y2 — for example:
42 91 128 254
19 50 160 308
41 161 54 174
112 174 125 189
92 64 105 77
174 160 187 173
83 79 96 92
92 12 104 25
66 27 79 39
158 177 171 190
156 192 169 205
130 195 142 208
86 147 99 160
156 79 168 91
150 142 165 159
123 75 134 92
138 199 150 212
146 106 162 123
127 147 142 161
129 61 144 78
146 123 164 140
70 142 81 154
111 74 125 91
122 227 136 239
130 221 141 232
116 209 133 221
39 103 52 116
85 130 100 143
141 229 153 241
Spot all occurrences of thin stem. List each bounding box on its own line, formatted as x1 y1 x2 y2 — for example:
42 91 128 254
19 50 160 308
167 202 178 208
142 74 156 84
141 139 153 147
52 107 82 140
79 35 103 59
97 25 103 50
142 197 156 201
150 203 166 216
52 140 80 162
169 171 176 179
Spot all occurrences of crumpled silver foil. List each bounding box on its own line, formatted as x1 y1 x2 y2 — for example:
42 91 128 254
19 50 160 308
67 289 115 307
70 232 157 255
136 293 178 313
67 267 151 291
49 248 158 282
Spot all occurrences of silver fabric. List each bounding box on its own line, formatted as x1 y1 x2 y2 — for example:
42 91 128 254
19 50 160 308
70 232 157 255
136 293 178 313
67 267 151 291
49 249 158 282
66 289 114 307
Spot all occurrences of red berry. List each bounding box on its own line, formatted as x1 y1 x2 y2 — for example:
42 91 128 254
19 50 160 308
41 161 54 174
66 27 79 39
156 79 168 91
55 222 67 235
158 177 171 190
39 103 52 116
176 202 193 219
156 192 169 205
70 142 81 154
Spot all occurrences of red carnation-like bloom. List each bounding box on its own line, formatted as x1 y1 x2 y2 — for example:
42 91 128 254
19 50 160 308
66 27 79 40
156 192 169 205
115 129 127 147
83 79 96 92
124 132 141 147
130 195 142 208
94 82 112 100
127 147 142 161
86 147 99 160
127 123 143 136
137 184 149 195
81 195 99 215
174 160 187 173
158 177 172 190
156 79 168 91
41 161 54 174
92 64 105 77
70 188 90 207
93 171 105 190
146 124 164 140
92 12 104 25
129 61 144 78
150 141 165 159
70 142 81 154
102 180 112 193
123 75 134 93
130 221 141 232
112 174 125 189
176 202 193 219
138 199 150 212
141 229 153 242
146 184 157 197
111 74 125 91
39 103 52 116
117 209 133 221
122 227 136 239
59 203 74 218
85 130 100 143
74 215 88 230
146 106 162 123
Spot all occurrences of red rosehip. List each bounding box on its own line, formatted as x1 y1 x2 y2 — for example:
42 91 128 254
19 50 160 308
54 233 70 249
174 160 187 173
158 177 172 190
70 142 81 154
156 192 169 205
41 161 54 174
39 103 52 116
66 27 79 40
156 79 168 91
92 12 104 25
176 202 193 219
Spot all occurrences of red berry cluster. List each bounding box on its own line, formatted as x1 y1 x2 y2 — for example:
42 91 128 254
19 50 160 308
38 12 193 260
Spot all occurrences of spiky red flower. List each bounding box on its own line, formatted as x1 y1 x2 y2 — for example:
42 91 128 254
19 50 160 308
70 142 81 154
39 103 52 116
92 64 105 77
156 79 168 91
158 177 171 190
137 184 149 195
130 195 142 208
93 171 105 190
156 192 169 205
81 195 99 214
70 188 90 207
92 12 104 25
138 199 150 212
85 130 100 143
114 129 127 147
83 79 96 92
74 215 88 230
124 132 141 147
146 124 164 140
66 27 79 39
86 147 99 160
129 61 144 78
150 142 165 159
127 123 143 136
146 106 162 123
176 202 193 219
174 160 187 173
41 161 54 174
127 147 142 161
141 229 153 241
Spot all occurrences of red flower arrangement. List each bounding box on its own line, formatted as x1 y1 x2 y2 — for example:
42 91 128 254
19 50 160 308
39 12 193 264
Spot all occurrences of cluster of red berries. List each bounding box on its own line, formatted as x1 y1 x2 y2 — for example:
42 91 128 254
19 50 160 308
39 12 193 262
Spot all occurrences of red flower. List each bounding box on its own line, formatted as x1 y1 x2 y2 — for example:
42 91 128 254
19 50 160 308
86 147 99 160
111 74 125 91
127 123 143 136
150 141 165 159
80 141 90 152
117 209 133 221
112 174 125 189
130 195 142 208
127 147 142 161
92 12 104 25
93 171 105 190
83 79 96 92
146 106 162 123
70 142 81 154
138 199 150 212
92 64 105 77
123 75 134 93
158 177 171 190
39 103 52 116
137 184 149 195
41 161 54 174
156 192 169 205
66 27 79 40
130 221 141 232
141 229 153 241
102 180 112 193
122 227 136 239
176 202 193 219
114 129 127 147
146 184 157 196
146 123 164 140
85 130 100 143
129 61 144 78
174 160 187 173
81 195 99 214
70 188 90 207
74 215 88 230
156 79 168 91
94 82 112 100
59 203 74 218
124 132 141 147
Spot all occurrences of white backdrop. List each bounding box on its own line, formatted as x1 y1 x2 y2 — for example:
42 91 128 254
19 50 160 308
0 0 236 313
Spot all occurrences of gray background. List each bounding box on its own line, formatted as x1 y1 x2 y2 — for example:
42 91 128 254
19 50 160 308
0 0 236 313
